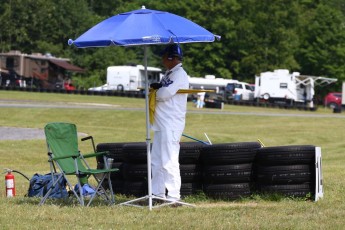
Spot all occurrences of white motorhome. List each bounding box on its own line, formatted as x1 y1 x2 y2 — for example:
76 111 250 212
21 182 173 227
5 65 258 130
188 75 238 92
254 69 337 108
89 65 162 91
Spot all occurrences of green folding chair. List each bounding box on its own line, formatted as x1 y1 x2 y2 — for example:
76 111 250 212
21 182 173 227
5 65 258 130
41 122 119 206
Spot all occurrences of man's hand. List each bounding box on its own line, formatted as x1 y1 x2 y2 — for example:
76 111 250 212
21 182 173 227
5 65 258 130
150 82 162 89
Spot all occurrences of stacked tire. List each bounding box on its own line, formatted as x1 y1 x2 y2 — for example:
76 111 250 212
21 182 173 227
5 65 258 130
179 142 204 197
122 142 148 197
254 145 316 198
201 142 261 200
96 142 126 194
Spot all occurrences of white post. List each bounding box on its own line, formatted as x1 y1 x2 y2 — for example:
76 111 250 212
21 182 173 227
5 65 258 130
315 147 323 201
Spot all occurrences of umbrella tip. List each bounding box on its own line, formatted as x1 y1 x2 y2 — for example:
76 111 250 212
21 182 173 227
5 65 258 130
215 35 221 41
142 5 146 9
68 39 74 46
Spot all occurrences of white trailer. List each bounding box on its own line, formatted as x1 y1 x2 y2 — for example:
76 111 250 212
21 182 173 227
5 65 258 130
89 65 162 91
188 75 238 93
254 69 337 108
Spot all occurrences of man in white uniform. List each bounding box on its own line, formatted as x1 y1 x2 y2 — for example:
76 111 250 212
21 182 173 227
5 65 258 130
150 44 189 201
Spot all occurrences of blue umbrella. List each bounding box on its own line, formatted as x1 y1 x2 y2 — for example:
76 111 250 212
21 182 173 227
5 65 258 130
68 6 220 210
68 6 220 47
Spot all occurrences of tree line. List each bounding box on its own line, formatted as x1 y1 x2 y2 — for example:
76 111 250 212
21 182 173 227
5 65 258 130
1 0 345 91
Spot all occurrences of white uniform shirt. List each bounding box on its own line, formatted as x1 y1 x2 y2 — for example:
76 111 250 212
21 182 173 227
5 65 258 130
152 63 189 131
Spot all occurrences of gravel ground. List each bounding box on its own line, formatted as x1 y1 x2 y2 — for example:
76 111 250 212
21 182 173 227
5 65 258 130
0 127 87 140
0 127 45 140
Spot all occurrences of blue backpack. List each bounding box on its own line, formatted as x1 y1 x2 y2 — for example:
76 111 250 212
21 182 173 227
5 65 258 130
27 173 68 198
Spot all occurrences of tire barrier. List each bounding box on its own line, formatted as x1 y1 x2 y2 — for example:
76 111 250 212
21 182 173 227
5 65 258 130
203 183 251 200
179 142 203 164
254 145 316 198
201 142 261 164
95 142 318 200
179 142 204 197
121 142 148 197
122 142 148 164
201 142 261 200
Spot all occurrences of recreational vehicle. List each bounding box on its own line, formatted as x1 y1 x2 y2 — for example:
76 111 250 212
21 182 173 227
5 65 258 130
254 69 337 108
88 65 162 91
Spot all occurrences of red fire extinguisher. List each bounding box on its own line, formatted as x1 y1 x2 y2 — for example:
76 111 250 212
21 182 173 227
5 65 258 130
5 169 15 197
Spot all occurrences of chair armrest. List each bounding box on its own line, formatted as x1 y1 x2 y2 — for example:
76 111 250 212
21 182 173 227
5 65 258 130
82 151 109 159
51 153 79 160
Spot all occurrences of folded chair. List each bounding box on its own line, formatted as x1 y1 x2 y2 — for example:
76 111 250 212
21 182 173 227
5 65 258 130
40 122 119 206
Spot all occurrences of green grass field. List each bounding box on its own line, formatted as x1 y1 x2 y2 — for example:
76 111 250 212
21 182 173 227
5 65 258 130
0 91 344 229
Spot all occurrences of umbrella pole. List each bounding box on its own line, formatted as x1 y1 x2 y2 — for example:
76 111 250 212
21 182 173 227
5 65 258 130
143 46 153 210
118 46 154 210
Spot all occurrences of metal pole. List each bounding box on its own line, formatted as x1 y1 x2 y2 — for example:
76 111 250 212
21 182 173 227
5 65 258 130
143 46 153 210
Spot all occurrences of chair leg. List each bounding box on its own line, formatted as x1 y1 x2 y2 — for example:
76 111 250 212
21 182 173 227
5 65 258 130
86 173 114 206
76 178 84 206
39 173 64 205
107 172 115 204
64 177 84 205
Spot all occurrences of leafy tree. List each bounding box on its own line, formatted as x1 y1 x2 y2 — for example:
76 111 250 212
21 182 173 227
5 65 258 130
1 0 345 90
230 0 302 82
296 3 345 90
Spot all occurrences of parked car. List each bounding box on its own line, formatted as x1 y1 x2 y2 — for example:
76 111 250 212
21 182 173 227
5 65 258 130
224 82 254 101
324 92 342 109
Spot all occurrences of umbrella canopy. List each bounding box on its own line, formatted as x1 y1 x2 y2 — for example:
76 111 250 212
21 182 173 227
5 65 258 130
68 6 220 47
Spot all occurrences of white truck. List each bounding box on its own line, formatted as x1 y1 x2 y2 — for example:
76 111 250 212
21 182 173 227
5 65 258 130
254 69 337 108
224 81 255 101
88 65 162 91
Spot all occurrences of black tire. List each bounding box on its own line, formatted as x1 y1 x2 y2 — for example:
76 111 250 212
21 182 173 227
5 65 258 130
203 163 253 183
328 102 338 109
179 142 204 164
256 145 315 165
203 183 252 200
180 164 202 183
97 162 124 180
181 183 202 197
201 142 261 164
122 142 148 163
255 164 314 185
117 84 124 92
122 163 148 181
96 142 127 162
257 183 313 197
123 180 148 197
101 179 123 194
111 179 124 194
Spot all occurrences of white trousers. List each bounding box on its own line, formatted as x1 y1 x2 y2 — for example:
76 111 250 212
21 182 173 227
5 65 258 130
151 130 182 199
